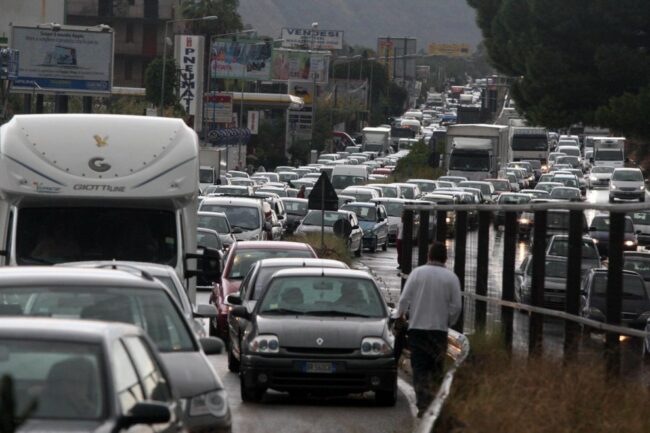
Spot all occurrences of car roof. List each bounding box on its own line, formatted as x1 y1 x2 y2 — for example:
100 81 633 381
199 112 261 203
198 211 227 218
255 258 348 269
0 317 142 344
407 179 436 183
270 268 374 280
613 168 641 172
231 241 315 251
61 261 177 279
201 196 262 206
0 266 164 288
342 201 377 208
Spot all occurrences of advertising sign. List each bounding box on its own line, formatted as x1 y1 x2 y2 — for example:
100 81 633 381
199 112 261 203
210 38 273 80
247 111 260 135
271 49 329 83
204 92 233 123
428 43 471 57
377 37 417 81
281 28 344 50
11 25 113 95
175 35 204 119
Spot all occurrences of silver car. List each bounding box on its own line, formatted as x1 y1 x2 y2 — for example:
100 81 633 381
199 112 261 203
295 210 363 256
610 168 645 202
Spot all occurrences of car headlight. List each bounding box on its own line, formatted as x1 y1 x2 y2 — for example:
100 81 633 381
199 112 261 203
592 238 599 244
361 337 392 356
625 240 636 247
611 184 617 190
519 218 531 225
189 390 228 417
250 335 280 354
590 176 597 181
445 217 451 224
641 185 646 190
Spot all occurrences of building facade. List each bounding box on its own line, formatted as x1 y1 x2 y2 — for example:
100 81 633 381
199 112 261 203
66 0 179 87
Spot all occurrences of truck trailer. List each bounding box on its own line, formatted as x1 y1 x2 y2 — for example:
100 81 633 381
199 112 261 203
446 124 510 181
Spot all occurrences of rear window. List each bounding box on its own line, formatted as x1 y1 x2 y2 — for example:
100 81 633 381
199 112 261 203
592 274 648 299
228 249 314 279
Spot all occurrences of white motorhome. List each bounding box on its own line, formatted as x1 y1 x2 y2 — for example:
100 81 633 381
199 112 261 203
509 127 549 164
446 124 510 181
361 126 391 155
592 137 626 168
0 114 219 303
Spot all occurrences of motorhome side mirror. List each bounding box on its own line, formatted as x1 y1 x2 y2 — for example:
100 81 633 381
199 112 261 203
636 230 642 235
227 294 242 305
264 222 272 231
231 306 250 320
202 247 221 280
118 401 171 429
199 337 224 355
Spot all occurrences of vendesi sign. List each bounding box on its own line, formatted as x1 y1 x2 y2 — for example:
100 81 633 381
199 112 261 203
175 35 204 121
281 28 344 50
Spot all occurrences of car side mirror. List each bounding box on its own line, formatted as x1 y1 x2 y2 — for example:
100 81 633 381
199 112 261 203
231 305 251 320
200 337 224 355
118 401 171 429
194 304 217 318
226 294 242 305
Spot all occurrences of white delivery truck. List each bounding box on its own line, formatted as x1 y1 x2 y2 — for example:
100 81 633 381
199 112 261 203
592 137 626 168
446 124 510 181
361 126 391 155
0 114 220 303
331 165 369 193
509 127 549 165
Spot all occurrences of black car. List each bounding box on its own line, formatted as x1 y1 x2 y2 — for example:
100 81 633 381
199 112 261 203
588 214 637 256
581 269 650 329
232 268 397 405
225 258 349 373
623 251 650 284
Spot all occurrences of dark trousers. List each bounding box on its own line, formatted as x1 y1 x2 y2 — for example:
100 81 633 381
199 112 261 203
396 239 402 266
408 329 448 411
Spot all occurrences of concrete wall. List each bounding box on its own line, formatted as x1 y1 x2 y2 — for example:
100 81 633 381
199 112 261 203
0 0 65 42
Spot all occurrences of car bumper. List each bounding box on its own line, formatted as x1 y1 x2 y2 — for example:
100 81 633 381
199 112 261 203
241 354 397 394
610 191 644 200
184 409 232 433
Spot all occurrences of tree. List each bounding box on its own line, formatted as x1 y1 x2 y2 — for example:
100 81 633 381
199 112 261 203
144 57 179 108
181 0 243 36
466 0 650 139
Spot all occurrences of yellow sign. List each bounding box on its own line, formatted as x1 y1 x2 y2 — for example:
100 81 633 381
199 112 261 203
93 135 109 147
427 43 471 57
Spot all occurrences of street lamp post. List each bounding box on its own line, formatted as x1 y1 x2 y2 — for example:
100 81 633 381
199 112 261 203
159 15 217 116
310 22 318 160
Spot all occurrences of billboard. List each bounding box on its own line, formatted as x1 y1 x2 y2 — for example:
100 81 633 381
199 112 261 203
428 43 471 57
11 25 113 95
377 37 417 81
175 35 204 129
204 92 233 123
281 28 344 50
271 49 329 83
210 38 273 80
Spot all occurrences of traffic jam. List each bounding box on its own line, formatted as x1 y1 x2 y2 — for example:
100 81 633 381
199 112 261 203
0 83 647 432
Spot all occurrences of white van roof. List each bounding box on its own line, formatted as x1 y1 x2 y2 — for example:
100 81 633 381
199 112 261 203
0 114 198 204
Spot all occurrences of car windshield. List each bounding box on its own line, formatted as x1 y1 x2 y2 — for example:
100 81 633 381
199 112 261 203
612 170 643 181
214 187 250 196
592 166 615 174
490 181 510 192
332 175 366 189
201 204 260 231
155 276 182 307
547 212 570 229
303 211 349 227
383 202 404 217
553 177 579 188
0 339 105 420
283 200 308 215
624 258 650 280
410 182 434 193
558 147 580 157
527 260 567 278
197 231 222 250
0 287 194 352
341 205 376 221
228 249 313 279
199 169 214 184
590 217 634 233
349 192 374 202
198 214 230 234
258 276 385 317
460 182 490 196
548 239 599 259
631 211 650 226
498 195 531 205
550 188 580 199
16 208 177 266
379 186 398 197
592 274 648 300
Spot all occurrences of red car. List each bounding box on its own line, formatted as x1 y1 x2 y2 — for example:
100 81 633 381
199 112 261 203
208 241 317 340
373 168 393 176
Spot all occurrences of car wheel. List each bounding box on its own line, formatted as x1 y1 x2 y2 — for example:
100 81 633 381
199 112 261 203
382 237 388 251
369 239 376 253
227 339 240 373
375 381 397 406
240 375 264 403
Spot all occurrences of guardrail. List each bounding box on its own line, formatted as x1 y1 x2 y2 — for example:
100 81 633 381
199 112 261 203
414 330 470 433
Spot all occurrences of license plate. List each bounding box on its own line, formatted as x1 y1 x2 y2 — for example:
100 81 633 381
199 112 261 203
303 362 335 374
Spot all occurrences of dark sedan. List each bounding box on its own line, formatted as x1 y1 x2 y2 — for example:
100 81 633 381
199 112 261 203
232 268 397 406
515 255 568 309
588 214 637 256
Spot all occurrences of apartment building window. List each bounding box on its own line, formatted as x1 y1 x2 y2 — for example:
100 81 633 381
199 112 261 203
144 0 158 19
126 23 134 43
124 59 133 81
98 0 113 17
128 0 135 5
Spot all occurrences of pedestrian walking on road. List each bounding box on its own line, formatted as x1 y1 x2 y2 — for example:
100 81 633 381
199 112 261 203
297 185 306 198
396 241 462 418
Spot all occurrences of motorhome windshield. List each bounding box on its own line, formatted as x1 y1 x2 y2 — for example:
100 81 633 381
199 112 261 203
595 149 623 161
511 136 548 151
449 151 490 171
16 208 177 266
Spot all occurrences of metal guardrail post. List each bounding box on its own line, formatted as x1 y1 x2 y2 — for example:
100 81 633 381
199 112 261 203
418 210 430 266
436 210 447 242
529 210 547 357
475 210 491 332
502 211 517 351
401 209 414 293
564 209 584 362
453 211 467 333
606 211 624 377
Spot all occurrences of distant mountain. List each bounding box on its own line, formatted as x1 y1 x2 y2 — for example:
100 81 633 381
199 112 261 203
238 0 482 51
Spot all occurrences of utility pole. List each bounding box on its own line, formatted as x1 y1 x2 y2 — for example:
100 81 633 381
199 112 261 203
310 22 319 158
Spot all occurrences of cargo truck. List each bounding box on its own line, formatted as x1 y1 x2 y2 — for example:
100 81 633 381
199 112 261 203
446 124 510 181
592 137 626 168
509 127 549 166
361 126 391 155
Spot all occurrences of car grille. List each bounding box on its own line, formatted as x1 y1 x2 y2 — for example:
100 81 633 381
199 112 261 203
283 347 356 355
270 372 367 389
622 312 638 321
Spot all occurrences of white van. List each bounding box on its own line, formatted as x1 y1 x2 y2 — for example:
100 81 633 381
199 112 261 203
331 165 369 193
400 118 421 136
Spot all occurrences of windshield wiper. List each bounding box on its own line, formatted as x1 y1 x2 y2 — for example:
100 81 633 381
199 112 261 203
303 310 372 318
260 308 304 315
